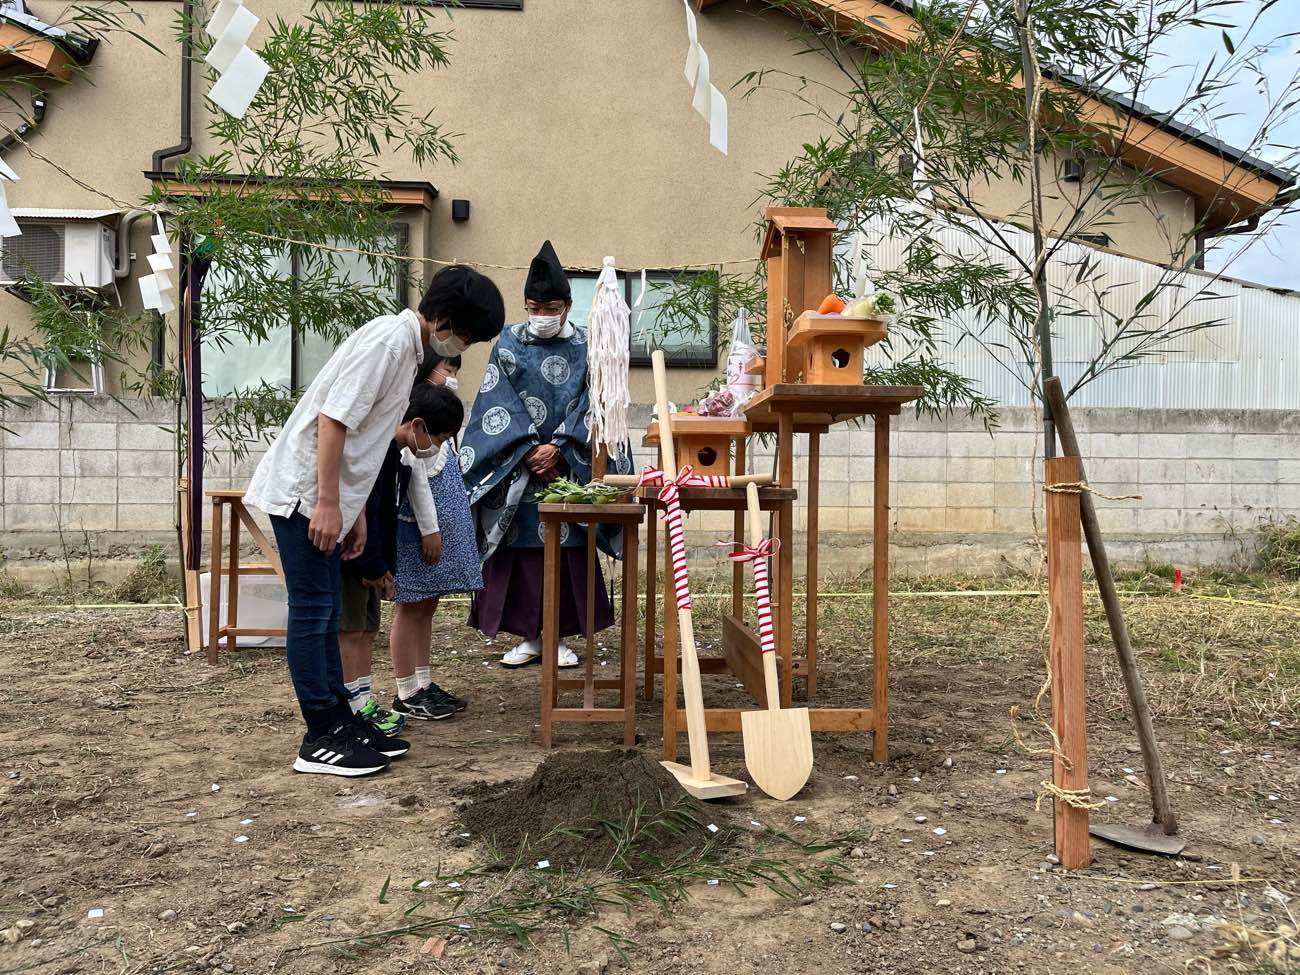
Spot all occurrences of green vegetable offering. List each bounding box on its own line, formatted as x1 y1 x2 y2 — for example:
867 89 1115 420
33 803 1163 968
534 477 626 505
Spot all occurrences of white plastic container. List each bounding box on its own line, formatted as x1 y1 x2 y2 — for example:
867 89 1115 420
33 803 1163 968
199 571 288 649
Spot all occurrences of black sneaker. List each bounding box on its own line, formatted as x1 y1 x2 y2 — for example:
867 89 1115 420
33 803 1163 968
293 725 390 777
391 688 457 722
346 717 411 758
423 681 469 713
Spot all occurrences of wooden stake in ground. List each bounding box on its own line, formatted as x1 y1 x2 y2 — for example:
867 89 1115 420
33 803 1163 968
1045 455 1091 869
739 482 813 800
1043 377 1183 854
650 350 747 800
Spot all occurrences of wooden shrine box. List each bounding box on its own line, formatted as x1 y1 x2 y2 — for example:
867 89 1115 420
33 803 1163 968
644 415 751 477
787 311 888 384
761 207 837 388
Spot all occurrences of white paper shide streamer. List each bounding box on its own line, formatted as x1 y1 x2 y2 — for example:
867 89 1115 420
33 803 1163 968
205 0 269 119
139 216 176 314
586 256 631 459
912 105 932 204
681 0 728 154
0 155 22 238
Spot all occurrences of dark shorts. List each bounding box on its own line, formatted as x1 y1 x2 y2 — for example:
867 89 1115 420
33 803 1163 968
340 573 381 633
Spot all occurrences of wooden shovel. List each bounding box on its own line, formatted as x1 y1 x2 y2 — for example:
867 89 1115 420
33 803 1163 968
739 482 813 800
651 350 747 800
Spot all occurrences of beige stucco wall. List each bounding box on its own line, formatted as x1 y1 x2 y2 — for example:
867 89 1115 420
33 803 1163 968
3 0 1200 405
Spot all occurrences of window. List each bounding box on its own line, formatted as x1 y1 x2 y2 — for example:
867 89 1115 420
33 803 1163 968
566 269 718 369
202 228 408 395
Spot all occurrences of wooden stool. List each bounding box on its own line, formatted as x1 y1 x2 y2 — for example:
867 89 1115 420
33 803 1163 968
538 502 644 747
206 489 285 664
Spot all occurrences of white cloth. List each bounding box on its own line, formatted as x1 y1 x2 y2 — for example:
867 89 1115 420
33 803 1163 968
244 309 424 539
399 443 444 535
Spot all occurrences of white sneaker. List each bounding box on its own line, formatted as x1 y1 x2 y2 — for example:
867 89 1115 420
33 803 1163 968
557 643 579 669
500 638 542 668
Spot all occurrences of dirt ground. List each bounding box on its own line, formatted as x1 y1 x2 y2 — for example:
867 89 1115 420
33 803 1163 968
1 570 1297 975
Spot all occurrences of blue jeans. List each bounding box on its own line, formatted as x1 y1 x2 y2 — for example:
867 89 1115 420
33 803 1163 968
271 510 354 739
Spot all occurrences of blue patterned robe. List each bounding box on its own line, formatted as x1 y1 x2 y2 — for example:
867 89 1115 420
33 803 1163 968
459 323 634 560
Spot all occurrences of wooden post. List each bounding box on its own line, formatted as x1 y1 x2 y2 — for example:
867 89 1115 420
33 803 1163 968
583 447 607 710
871 414 890 761
776 410 796 707
1045 455 1091 870
1045 377 1177 836
806 430 820 697
661 534 679 761
226 503 241 651
621 520 639 746
207 497 224 665
643 509 658 701
765 249 786 387
541 519 561 749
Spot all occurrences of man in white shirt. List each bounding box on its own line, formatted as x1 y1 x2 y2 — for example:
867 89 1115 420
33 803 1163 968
244 265 504 777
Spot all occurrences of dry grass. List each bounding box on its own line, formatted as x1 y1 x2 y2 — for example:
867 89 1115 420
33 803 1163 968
1259 519 1300 582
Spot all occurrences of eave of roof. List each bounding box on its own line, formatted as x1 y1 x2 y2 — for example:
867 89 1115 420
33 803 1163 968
703 0 1293 222
0 10 97 64
885 0 1291 184
13 208 118 219
144 172 439 211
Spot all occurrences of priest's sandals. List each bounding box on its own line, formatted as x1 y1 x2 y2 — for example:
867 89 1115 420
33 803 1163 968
499 639 579 669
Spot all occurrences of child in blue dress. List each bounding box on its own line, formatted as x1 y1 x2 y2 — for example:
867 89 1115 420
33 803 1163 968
389 354 483 721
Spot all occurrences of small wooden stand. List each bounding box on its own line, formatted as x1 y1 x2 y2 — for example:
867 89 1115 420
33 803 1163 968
786 312 887 384
1045 456 1092 869
538 502 644 748
206 489 285 665
644 416 750 478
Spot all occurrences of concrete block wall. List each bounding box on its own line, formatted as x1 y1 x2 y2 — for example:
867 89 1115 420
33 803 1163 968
2 397 1298 575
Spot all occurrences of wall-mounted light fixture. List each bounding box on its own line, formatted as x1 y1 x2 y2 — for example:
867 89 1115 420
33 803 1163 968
1061 157 1085 182
451 199 470 222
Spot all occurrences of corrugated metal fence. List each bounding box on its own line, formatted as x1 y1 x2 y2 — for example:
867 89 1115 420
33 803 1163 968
853 215 1300 409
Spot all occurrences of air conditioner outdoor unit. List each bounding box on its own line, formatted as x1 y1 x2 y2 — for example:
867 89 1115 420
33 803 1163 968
0 220 116 288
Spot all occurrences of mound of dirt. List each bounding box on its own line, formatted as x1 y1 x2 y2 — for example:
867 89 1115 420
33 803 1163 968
461 749 725 871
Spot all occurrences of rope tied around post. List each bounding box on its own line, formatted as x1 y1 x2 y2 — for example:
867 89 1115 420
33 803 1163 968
1035 780 1108 812
1044 481 1143 502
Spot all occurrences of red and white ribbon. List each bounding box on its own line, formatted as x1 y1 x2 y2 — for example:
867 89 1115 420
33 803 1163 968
637 464 755 612
720 539 779 655
638 466 698 610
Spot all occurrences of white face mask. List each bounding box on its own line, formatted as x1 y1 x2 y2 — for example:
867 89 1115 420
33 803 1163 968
430 328 469 356
442 375 460 393
410 422 443 460
527 313 565 339
413 435 443 460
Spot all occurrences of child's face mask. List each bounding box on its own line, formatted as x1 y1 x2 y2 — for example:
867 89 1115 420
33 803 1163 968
411 422 444 459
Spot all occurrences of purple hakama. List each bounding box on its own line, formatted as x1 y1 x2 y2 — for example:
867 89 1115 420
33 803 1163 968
468 547 614 640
